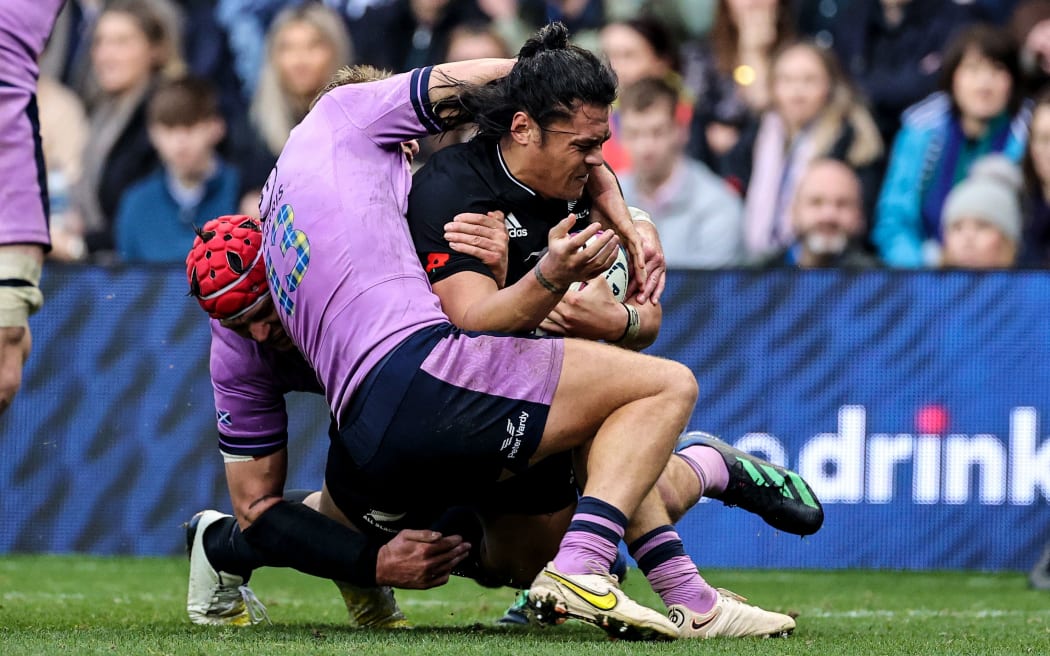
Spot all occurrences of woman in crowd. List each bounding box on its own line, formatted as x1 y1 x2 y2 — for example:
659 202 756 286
1020 88 1050 267
685 0 795 171
249 3 353 160
723 40 883 258
37 74 89 262
75 0 183 260
599 15 690 173
873 25 1031 268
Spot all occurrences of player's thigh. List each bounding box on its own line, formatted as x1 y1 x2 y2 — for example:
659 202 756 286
538 337 696 457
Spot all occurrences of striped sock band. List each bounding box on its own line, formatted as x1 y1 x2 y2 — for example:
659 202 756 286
551 496 627 576
628 525 717 613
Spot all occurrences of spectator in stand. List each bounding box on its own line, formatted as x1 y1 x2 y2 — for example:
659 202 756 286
684 0 796 172
39 0 106 109
250 3 353 161
209 0 288 101
599 15 691 174
37 75 89 262
830 0 976 146
114 77 240 264
418 22 513 163
940 154 1024 269
873 25 1031 267
1021 88 1050 266
618 77 744 268
75 0 184 262
179 0 251 142
755 158 880 268
600 15 680 92
1011 0 1050 98
445 20 512 61
351 0 487 71
723 41 883 259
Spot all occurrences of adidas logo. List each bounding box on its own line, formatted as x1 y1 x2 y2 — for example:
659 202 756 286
505 213 528 238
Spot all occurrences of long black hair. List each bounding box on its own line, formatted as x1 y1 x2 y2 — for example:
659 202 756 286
437 22 617 138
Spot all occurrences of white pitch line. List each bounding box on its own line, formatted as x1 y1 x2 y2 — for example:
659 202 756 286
803 609 1050 619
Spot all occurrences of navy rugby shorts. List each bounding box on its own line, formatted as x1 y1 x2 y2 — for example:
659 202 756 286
325 323 577 536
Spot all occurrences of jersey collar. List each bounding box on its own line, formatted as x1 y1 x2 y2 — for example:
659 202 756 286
495 142 537 197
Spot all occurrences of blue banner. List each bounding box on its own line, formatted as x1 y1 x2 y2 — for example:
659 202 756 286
1 266 1047 570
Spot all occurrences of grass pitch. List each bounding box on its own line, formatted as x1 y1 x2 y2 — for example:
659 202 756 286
1 555 1047 655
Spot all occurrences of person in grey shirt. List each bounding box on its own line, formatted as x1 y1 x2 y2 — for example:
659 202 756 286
617 77 744 269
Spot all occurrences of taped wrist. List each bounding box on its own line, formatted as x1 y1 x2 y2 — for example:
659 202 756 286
614 302 641 344
629 206 654 225
241 500 381 587
0 252 43 327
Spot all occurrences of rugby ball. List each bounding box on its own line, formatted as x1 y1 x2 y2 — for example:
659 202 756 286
569 244 629 302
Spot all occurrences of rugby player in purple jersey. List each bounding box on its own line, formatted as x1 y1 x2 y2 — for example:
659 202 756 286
246 27 701 641
188 35 690 641
0 0 65 416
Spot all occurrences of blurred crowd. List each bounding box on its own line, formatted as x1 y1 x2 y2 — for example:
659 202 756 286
36 0 1050 270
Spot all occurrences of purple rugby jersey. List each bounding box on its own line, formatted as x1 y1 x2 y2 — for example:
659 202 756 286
208 319 323 457
0 0 64 247
258 67 449 426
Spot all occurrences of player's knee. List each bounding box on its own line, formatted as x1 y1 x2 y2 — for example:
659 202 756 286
661 360 698 410
656 457 697 523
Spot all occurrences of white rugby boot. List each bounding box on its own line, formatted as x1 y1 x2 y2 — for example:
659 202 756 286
186 510 269 626
667 588 794 638
528 561 678 641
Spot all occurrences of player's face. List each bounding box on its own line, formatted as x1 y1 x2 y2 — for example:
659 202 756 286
222 297 295 351
531 103 611 200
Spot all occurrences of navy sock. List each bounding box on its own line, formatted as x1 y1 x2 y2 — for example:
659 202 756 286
202 516 265 581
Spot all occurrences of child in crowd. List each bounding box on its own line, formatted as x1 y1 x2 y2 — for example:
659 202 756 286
114 77 239 263
940 154 1023 269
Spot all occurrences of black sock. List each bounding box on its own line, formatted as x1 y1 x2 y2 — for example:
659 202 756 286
202 516 266 582
200 491 322 582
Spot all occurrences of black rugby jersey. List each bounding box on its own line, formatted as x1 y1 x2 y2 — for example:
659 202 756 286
407 137 593 286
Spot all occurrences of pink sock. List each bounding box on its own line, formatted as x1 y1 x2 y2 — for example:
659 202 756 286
647 555 718 613
552 530 621 575
676 445 729 498
551 498 627 575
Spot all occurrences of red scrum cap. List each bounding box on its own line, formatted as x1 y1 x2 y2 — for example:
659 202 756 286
186 215 268 320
